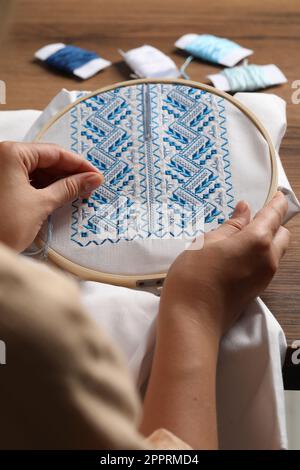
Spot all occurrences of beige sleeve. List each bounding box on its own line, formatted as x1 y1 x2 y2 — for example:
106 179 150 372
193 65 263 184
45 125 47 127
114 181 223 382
0 244 192 450
0 243 146 449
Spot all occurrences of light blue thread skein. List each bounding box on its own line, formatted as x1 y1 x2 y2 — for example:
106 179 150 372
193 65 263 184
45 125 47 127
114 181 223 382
222 65 269 92
184 34 240 64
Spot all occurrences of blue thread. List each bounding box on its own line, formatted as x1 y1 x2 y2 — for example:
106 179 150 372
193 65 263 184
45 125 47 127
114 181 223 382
222 64 269 92
180 55 194 80
184 34 240 64
45 45 99 75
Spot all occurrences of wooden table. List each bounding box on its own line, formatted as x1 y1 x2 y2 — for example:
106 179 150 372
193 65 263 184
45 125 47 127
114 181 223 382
1 0 300 344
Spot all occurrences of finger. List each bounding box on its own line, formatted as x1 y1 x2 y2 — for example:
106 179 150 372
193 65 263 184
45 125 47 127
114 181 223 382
205 200 251 244
40 171 103 212
251 191 288 236
19 142 103 176
273 225 290 260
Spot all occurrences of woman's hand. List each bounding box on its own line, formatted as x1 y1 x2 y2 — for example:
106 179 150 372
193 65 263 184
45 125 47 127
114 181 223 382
141 192 290 449
0 141 104 252
160 192 290 340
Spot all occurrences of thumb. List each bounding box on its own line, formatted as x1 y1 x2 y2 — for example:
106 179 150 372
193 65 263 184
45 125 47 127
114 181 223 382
206 201 251 244
41 172 104 211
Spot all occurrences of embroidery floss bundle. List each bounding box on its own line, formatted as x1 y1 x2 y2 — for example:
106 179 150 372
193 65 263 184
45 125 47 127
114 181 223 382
35 43 111 80
175 34 253 67
208 64 287 92
120 45 180 79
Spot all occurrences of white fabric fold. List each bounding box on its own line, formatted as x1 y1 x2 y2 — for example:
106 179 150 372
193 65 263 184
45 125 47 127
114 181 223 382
217 298 287 449
0 110 41 141
79 284 288 449
1 89 299 449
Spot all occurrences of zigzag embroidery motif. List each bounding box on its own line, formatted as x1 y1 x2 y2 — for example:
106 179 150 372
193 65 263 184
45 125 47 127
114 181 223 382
70 84 234 246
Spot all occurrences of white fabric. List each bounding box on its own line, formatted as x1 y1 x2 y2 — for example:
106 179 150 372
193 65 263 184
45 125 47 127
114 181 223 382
285 391 300 449
25 87 278 276
0 110 41 141
120 45 180 79
1 90 300 449
80 285 288 450
25 88 84 142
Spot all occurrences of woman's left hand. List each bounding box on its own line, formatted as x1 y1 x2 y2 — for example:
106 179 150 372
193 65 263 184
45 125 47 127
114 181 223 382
0 141 104 252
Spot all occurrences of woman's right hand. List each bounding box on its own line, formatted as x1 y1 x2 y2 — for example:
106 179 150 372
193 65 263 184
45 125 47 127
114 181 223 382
143 192 290 449
159 191 290 340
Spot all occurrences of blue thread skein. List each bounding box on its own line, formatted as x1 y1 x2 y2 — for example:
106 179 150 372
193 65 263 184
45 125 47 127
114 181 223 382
184 35 240 64
45 45 99 75
222 65 269 92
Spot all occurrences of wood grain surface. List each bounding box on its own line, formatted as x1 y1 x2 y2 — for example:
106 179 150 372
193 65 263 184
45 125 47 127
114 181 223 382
0 0 299 343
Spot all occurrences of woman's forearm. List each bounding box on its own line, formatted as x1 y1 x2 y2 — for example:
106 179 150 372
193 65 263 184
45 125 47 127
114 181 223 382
141 194 289 449
140 305 220 450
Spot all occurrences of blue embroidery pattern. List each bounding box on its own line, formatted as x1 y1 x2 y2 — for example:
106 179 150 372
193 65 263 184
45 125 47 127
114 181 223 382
69 84 234 246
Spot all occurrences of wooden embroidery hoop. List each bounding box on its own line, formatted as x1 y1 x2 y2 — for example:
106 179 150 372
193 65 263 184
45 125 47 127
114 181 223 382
34 78 278 288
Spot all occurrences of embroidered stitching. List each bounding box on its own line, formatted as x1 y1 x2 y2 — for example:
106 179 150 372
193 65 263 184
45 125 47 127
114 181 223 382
69 84 234 246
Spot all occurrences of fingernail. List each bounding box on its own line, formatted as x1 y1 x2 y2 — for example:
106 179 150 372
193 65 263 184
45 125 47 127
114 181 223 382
234 200 248 215
83 174 103 193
